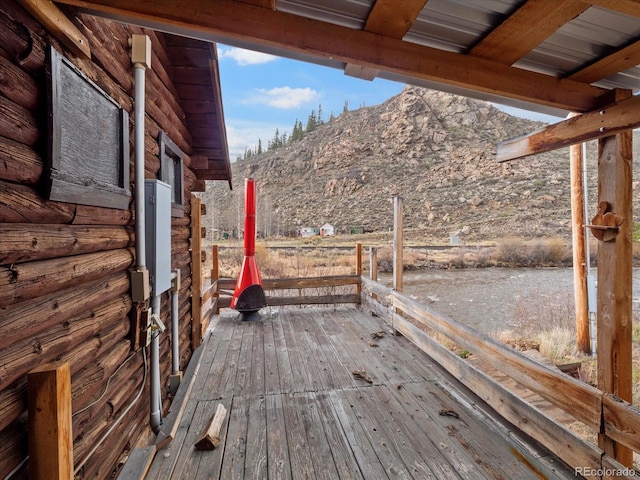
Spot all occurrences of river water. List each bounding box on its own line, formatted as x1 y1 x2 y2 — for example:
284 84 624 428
379 268 640 334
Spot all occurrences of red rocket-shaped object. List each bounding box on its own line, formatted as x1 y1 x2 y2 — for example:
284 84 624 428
230 178 266 321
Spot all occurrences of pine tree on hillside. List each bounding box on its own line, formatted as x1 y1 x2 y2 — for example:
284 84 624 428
306 110 317 132
257 139 263 154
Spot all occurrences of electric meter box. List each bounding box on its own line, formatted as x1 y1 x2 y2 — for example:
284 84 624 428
145 179 172 296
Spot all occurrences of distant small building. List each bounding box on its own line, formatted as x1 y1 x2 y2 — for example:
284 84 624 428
320 223 335 236
299 227 320 237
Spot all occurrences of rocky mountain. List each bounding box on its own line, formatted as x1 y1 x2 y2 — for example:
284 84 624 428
201 86 639 242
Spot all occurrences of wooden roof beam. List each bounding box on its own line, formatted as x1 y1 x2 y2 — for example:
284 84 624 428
18 0 91 58
469 0 589 65
496 90 638 162
587 0 640 18
345 0 428 81
53 0 606 112
569 39 640 84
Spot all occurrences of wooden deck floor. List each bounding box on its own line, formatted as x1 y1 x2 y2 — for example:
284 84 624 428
146 305 579 479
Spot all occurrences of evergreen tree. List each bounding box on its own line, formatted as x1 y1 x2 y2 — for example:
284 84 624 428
343 100 349 114
329 111 336 122
317 104 323 124
306 109 317 132
257 139 263 154
272 128 281 148
281 132 288 145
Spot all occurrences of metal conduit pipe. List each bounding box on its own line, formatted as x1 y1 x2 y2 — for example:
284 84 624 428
171 270 180 375
150 294 162 433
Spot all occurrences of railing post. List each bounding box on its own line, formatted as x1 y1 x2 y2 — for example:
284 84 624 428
596 89 633 466
369 247 377 282
393 195 403 293
355 243 362 295
569 120 590 354
191 196 203 348
212 244 219 314
28 361 73 480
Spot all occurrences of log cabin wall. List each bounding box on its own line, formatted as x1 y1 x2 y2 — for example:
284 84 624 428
0 1 209 477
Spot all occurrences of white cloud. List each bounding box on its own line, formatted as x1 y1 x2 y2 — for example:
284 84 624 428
225 120 289 161
218 46 278 66
244 86 319 109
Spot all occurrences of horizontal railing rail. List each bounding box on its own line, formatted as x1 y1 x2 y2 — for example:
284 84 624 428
216 274 361 308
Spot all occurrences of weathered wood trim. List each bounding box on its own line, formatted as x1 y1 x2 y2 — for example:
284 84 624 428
27 361 73 480
596 89 634 466
191 196 202 348
18 0 91 58
496 92 639 162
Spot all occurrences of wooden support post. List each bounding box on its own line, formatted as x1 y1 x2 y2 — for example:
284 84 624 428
369 247 378 282
596 89 633 467
212 244 219 314
355 243 362 295
569 135 590 354
191 196 203 348
28 361 73 480
393 195 403 293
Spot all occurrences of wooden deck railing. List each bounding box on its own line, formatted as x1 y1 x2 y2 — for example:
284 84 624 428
361 276 640 477
197 238 640 474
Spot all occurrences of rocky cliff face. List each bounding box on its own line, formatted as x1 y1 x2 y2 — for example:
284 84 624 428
202 86 639 242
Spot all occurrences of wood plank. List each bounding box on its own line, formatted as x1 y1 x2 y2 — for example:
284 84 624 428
351 385 441 479
393 195 403 293
496 93 640 162
328 389 397 478
263 275 360 290
262 317 281 394
219 395 249 480
469 0 588 65
314 393 364 480
156 343 206 450
281 393 315 478
371 385 462 479
271 310 295 394
249 320 266 396
233 323 255 397
116 446 156 480
186 318 229 398
289 310 324 392
197 317 240 400
55 0 606 112
265 394 292 480
340 388 412 478
322 308 410 385
243 395 268 479
27 361 73 480
569 39 640 84
18 0 91 58
279 309 313 392
297 393 340 480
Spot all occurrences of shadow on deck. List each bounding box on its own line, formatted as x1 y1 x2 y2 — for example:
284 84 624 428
145 305 577 479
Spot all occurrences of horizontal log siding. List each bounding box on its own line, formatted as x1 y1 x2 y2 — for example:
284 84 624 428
0 2 201 478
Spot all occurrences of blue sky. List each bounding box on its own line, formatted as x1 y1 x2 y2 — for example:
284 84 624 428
217 45 564 160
